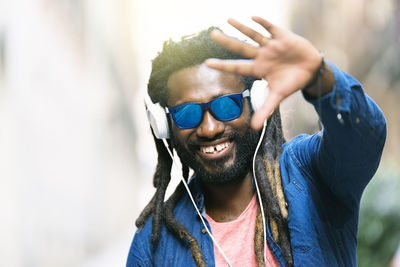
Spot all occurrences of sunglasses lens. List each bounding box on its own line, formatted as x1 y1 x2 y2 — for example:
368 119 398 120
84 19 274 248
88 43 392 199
169 92 245 129
211 95 242 121
171 104 202 129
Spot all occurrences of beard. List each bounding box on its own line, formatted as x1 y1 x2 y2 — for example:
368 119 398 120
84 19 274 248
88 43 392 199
171 126 260 186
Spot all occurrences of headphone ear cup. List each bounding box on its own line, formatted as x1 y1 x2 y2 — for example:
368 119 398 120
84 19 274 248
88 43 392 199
250 79 269 111
144 92 170 139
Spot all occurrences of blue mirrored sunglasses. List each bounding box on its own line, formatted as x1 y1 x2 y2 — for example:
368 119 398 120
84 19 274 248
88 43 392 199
166 89 250 129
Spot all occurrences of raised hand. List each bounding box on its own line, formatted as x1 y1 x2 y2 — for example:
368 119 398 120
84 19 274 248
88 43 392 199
205 16 322 130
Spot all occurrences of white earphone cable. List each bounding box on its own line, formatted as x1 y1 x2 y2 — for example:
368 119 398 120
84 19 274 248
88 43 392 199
161 138 233 267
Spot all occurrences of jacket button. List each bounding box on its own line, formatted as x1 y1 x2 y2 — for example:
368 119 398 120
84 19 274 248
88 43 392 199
202 228 207 234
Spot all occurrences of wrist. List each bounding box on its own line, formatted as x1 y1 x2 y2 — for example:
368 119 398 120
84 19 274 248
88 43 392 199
303 56 335 99
303 53 324 90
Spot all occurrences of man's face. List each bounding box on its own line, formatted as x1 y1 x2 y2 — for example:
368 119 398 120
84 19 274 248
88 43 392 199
167 64 259 185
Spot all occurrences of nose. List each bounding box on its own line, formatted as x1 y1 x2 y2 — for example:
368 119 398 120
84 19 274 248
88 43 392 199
196 111 224 139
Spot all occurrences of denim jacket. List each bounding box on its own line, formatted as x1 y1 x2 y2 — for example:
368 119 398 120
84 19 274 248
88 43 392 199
127 63 387 267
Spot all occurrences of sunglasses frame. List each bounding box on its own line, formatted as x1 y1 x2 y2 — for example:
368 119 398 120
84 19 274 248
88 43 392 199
166 89 250 129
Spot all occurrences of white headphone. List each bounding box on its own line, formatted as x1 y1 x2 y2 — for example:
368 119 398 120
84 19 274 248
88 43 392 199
144 79 269 139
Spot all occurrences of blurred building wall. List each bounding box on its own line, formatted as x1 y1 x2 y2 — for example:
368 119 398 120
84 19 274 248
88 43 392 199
0 0 141 266
289 0 400 161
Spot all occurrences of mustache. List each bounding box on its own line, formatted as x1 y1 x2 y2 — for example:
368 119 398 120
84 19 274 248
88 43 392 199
187 132 239 149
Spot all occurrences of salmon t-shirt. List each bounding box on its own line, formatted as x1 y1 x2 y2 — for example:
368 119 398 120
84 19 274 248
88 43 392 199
206 194 280 267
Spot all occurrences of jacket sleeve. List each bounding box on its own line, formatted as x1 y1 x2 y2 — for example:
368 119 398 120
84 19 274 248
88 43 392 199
126 227 153 267
292 61 387 211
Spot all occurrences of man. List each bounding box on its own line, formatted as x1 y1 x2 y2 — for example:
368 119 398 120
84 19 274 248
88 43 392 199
127 16 386 267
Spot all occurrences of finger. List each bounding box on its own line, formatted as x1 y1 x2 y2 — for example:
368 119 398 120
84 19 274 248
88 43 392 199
205 59 255 77
210 30 258 58
251 16 279 36
227 18 267 46
251 92 283 130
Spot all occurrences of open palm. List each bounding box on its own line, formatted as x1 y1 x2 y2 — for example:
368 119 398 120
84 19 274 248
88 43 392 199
205 16 322 130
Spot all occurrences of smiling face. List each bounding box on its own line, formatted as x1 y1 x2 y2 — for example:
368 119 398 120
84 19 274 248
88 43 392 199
167 64 259 185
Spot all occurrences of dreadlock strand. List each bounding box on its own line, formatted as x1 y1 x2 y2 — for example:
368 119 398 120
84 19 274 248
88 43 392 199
150 133 173 245
185 234 207 267
135 192 157 228
278 223 293 267
256 111 294 266
257 152 291 264
254 206 265 267
269 211 280 242
263 113 278 157
264 157 281 241
151 129 170 187
271 111 293 266
264 156 281 242
255 153 282 222
274 200 293 267
264 158 277 197
273 110 288 220
256 116 282 221
164 182 206 267
135 131 172 233
274 107 285 149
274 159 288 219
182 163 190 181
151 177 169 244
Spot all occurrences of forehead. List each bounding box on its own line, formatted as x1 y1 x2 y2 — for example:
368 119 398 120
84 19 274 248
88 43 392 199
167 64 244 106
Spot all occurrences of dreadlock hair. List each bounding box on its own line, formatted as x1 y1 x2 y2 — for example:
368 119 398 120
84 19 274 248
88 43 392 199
136 27 293 267
254 108 293 267
146 27 256 107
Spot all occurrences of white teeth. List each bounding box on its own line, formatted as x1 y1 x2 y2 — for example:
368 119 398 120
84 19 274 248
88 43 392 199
200 142 230 154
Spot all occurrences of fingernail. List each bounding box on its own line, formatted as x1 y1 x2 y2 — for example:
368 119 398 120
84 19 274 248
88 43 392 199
204 58 219 65
210 29 222 36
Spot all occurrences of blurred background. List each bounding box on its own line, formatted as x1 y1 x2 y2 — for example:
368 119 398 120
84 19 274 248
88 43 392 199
0 0 398 266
